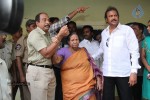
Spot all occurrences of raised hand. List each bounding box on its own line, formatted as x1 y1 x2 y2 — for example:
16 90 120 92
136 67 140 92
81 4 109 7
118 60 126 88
76 6 89 13
58 25 69 37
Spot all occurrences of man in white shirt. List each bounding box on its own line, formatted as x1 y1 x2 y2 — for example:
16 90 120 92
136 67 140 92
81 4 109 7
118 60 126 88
0 34 12 100
92 6 140 100
79 25 102 68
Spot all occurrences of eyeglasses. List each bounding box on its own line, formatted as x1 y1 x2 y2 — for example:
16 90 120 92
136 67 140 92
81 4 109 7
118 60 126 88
106 38 110 47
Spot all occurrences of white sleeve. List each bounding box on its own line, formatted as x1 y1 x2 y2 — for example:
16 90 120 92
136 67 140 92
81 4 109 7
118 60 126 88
92 42 103 60
126 27 141 73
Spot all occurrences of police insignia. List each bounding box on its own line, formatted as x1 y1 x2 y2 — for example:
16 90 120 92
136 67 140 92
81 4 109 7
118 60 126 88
15 44 21 50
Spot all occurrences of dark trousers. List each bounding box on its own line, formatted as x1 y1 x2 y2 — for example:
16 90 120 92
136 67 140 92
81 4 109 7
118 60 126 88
53 66 63 100
10 62 30 100
131 76 143 100
12 85 30 100
102 77 132 100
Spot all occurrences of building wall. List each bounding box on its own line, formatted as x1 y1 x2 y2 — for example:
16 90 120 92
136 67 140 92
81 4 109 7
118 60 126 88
21 0 150 34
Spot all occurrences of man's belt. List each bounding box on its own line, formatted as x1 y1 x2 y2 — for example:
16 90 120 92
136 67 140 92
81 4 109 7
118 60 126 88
29 63 53 69
22 62 29 67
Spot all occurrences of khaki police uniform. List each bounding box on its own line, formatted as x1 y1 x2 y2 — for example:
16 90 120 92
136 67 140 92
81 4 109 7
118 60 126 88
15 35 31 100
27 27 56 100
11 39 28 100
12 40 17 61
0 58 12 100
16 35 28 72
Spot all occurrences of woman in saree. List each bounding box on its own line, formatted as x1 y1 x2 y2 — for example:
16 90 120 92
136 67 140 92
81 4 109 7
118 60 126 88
141 20 150 100
52 32 103 100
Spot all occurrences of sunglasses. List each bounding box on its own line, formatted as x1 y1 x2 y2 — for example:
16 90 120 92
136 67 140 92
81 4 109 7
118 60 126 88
106 38 110 47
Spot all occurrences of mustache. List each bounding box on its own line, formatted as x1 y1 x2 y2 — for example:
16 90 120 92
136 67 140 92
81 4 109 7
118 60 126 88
83 35 88 37
111 19 117 22
45 24 50 27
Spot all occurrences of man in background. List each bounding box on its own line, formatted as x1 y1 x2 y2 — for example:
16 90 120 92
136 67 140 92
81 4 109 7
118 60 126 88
0 33 12 100
11 27 23 100
130 22 144 100
79 25 102 68
15 19 36 100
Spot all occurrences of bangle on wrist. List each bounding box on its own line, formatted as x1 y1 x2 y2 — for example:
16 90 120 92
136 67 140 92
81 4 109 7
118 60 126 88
53 40 59 44
66 16 70 21
52 36 60 44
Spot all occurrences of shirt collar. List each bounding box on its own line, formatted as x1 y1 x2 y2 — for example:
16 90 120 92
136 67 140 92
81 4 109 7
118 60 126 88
37 27 47 35
83 38 95 42
106 23 121 32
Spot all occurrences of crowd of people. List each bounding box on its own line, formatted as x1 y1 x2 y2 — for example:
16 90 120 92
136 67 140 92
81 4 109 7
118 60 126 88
0 6 150 100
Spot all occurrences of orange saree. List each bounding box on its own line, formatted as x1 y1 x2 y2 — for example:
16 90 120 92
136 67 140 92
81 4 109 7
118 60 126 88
61 48 96 100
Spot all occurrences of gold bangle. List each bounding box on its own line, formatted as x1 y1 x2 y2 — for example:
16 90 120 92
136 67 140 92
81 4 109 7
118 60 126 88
52 36 59 44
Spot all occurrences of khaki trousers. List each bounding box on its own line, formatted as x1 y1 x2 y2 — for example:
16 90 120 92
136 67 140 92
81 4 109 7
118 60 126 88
26 65 56 100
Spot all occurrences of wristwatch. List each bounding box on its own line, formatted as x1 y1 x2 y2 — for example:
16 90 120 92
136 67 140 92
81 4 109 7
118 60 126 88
66 16 70 21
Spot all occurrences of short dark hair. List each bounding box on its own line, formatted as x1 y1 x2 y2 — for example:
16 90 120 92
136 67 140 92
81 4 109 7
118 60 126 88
104 6 119 19
35 12 47 22
131 22 144 33
82 25 94 33
67 21 76 26
49 17 59 23
25 19 35 27
148 20 150 23
67 32 79 42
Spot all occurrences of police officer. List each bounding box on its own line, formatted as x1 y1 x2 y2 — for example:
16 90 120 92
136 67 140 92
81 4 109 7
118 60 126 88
11 27 24 100
26 12 69 100
16 19 36 82
15 19 36 100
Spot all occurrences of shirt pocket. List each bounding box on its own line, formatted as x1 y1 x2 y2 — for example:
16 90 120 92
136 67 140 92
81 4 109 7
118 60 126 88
113 36 124 48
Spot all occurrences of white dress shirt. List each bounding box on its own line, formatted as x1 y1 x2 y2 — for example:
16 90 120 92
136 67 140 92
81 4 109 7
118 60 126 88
92 23 141 77
0 58 11 100
79 39 103 68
